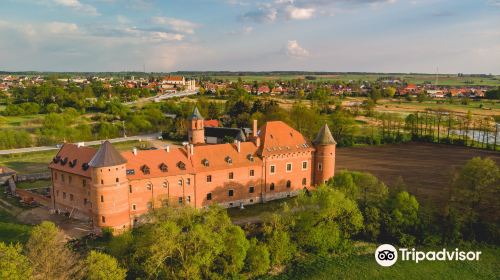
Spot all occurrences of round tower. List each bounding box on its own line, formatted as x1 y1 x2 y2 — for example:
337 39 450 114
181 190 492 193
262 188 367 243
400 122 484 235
89 141 130 234
188 106 205 145
313 124 337 185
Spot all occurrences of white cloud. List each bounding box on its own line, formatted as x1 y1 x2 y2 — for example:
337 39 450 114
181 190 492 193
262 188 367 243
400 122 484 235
46 22 79 34
241 8 278 22
286 40 309 57
151 17 199 34
285 6 315 20
52 0 99 16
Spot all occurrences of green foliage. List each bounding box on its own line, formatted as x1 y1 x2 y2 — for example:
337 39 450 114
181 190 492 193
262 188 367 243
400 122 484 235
0 242 32 280
263 213 296 266
245 238 270 278
84 251 126 280
0 129 33 149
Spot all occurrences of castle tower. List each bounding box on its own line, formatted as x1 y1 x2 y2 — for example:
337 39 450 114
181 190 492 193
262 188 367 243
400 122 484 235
313 124 337 185
188 106 205 145
88 141 130 234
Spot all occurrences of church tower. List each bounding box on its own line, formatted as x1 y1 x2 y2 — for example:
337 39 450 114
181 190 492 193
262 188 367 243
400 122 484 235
88 141 130 234
313 124 337 185
188 107 205 145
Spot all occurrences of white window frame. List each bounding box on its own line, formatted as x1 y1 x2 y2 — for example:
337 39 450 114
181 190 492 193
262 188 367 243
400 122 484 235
302 161 308 170
270 165 276 175
286 163 293 173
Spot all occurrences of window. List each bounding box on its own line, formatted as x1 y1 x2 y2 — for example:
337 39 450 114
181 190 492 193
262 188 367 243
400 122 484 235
228 189 234 197
63 192 66 199
146 183 152 190
141 165 150 175
207 193 212 200
116 178 119 183
101 216 106 223
225 156 233 164
302 178 307 186
178 197 183 204
129 185 132 193
61 174 65 182
70 194 74 201
286 180 291 188
100 195 104 202
202 159 210 167
101 179 104 185
186 196 191 203
302 161 308 170
249 169 255 177
159 163 168 172
318 163 323 171
186 178 191 185
132 204 136 210
249 186 255 193
286 163 292 172
163 182 168 188
68 176 72 184
82 179 87 187
178 179 182 186
207 175 212 183
270 165 276 174
83 198 87 205
228 172 234 179
147 202 152 210
270 183 275 191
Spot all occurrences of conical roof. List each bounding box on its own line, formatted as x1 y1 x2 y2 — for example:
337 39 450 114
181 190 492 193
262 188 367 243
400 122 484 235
190 106 204 120
88 141 127 167
313 124 337 145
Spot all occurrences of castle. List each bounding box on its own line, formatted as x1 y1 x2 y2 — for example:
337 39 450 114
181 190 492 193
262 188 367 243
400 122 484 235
49 108 337 234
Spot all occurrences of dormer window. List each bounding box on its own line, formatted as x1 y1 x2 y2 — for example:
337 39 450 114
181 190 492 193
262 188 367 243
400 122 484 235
177 161 186 170
202 159 210 167
60 157 68 166
141 165 150 175
53 156 61 163
159 163 168 172
126 169 135 175
225 156 233 165
69 159 77 168
247 154 254 162
82 163 89 171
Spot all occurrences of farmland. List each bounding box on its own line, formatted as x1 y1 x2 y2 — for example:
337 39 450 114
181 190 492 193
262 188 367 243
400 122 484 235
336 142 500 205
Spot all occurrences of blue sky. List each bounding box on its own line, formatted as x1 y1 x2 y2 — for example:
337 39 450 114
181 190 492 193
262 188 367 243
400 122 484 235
0 0 499 73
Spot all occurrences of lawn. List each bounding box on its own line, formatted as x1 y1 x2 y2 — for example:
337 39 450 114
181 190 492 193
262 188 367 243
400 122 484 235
16 180 51 190
0 207 32 244
268 245 499 280
0 114 45 129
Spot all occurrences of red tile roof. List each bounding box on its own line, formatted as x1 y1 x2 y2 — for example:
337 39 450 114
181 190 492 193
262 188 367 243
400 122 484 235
122 148 193 180
191 142 261 172
258 121 314 156
204 120 219 127
49 144 97 177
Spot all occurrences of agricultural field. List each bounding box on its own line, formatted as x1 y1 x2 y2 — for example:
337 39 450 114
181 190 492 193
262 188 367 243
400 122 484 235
336 142 500 206
373 99 500 117
207 74 500 87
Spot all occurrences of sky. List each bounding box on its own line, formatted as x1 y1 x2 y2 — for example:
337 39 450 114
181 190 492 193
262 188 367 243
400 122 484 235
0 0 499 73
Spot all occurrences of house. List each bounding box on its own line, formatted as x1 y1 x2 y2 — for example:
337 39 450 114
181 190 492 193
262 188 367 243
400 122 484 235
49 107 337 234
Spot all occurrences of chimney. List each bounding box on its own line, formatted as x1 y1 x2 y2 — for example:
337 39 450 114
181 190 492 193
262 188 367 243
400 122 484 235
189 144 194 156
77 142 85 148
165 145 170 152
252 120 258 137
132 147 137 156
234 140 241 153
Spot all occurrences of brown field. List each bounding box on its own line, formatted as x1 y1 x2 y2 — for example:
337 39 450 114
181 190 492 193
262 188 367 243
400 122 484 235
336 143 500 206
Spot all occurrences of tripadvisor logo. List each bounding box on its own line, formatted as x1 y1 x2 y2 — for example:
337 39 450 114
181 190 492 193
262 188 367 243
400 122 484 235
374 244 482 267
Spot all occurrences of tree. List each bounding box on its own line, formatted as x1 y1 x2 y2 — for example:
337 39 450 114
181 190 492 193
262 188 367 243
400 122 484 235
26 221 82 280
383 191 419 246
329 109 356 146
244 239 270 278
0 242 32 280
293 186 363 255
84 251 126 280
262 213 296 267
383 87 396 98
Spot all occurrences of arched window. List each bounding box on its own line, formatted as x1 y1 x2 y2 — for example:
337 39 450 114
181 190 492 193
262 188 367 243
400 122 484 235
302 178 307 186
146 183 152 190
270 183 275 191
162 181 169 188
286 180 291 188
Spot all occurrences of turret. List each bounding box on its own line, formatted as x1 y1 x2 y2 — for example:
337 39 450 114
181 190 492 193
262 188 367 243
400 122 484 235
188 106 205 145
88 141 130 234
313 124 337 185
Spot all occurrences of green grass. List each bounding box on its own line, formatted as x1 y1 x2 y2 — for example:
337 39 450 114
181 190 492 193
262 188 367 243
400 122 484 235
16 180 51 189
227 197 294 223
0 210 32 244
268 245 500 280
0 114 45 129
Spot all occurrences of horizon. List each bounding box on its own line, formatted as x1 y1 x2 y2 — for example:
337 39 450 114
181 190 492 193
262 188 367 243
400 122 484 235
1 0 499 73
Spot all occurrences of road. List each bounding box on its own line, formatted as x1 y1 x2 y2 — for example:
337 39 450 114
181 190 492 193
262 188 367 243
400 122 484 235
0 133 161 155
125 90 198 105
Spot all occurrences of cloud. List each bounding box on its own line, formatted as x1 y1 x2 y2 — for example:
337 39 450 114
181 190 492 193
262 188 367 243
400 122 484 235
52 0 99 16
241 8 278 23
151 17 199 34
286 40 309 57
46 22 79 34
285 6 315 20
